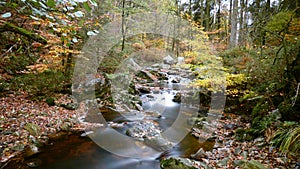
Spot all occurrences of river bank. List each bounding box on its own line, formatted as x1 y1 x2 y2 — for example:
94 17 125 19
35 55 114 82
0 92 86 163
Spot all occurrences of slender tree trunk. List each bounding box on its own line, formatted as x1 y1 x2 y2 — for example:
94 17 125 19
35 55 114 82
239 0 245 45
229 0 238 48
213 0 217 27
200 0 204 27
217 0 221 30
205 0 211 31
189 0 193 51
229 0 233 27
121 0 126 51
244 0 248 46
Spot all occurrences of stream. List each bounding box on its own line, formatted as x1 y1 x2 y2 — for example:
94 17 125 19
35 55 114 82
13 64 210 169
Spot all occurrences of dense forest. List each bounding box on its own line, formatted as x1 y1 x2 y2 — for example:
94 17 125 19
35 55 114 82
0 0 299 168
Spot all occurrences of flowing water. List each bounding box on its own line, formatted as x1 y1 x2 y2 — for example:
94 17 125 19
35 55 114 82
8 67 205 169
23 103 201 169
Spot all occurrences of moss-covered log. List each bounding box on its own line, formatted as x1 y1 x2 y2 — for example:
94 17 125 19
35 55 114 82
0 22 47 44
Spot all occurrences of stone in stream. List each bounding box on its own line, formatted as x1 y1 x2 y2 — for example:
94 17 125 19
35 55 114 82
191 148 207 160
171 77 181 83
145 110 162 118
136 70 158 82
26 158 42 168
137 86 151 93
125 121 161 138
163 55 176 65
24 145 40 158
160 157 198 169
157 72 169 80
177 57 185 65
172 92 182 103
144 135 174 152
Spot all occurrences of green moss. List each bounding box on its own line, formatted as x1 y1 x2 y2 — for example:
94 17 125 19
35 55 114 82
9 70 67 99
160 158 196 169
235 128 254 141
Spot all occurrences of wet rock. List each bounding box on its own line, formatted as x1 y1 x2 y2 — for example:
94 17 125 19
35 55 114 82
24 145 40 158
26 158 42 168
188 117 206 127
125 121 161 138
144 135 173 152
137 86 151 93
136 70 158 82
84 108 103 123
151 63 162 68
133 102 143 111
160 157 197 169
146 94 155 98
80 131 94 137
145 111 162 118
158 72 169 80
163 55 176 65
60 122 72 131
153 88 160 94
172 93 181 103
191 148 207 160
224 123 236 130
177 57 185 64
171 77 181 83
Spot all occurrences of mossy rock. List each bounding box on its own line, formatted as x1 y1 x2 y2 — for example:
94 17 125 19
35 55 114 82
235 160 270 169
24 123 40 136
279 103 300 121
160 158 197 169
235 128 256 141
45 97 55 106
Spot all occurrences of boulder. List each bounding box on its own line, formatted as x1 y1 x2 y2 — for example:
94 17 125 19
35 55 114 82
136 70 158 82
163 55 176 65
177 57 185 64
160 157 197 169
173 92 181 103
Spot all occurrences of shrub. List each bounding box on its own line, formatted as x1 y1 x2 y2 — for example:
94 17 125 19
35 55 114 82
272 122 300 156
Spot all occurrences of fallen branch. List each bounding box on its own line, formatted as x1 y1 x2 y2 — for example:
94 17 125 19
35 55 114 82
292 82 300 107
0 22 47 44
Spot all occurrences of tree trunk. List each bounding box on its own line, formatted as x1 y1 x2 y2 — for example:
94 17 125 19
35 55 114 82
204 0 211 31
239 0 245 45
217 0 221 30
229 0 238 48
121 0 126 51
244 0 248 46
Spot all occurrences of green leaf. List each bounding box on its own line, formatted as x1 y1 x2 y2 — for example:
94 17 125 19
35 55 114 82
83 2 91 12
46 0 56 8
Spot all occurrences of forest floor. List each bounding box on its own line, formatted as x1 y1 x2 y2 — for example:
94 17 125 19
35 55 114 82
0 92 86 163
190 113 299 169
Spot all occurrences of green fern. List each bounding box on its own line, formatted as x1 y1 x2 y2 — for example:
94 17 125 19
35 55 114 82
272 123 300 156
